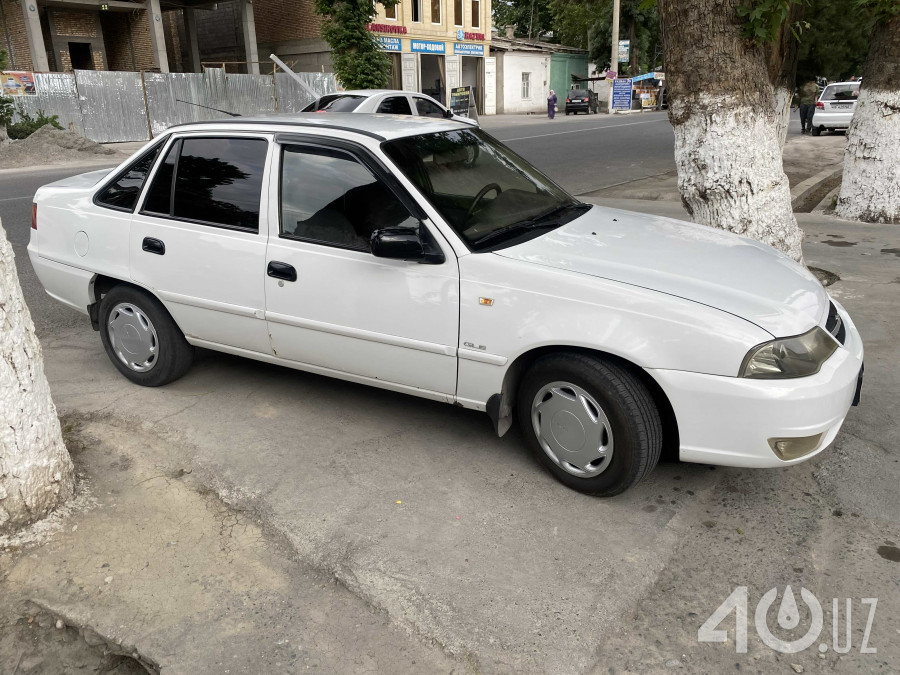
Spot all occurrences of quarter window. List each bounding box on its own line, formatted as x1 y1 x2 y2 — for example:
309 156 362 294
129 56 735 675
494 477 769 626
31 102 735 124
96 143 163 212
141 136 268 232
471 0 480 28
280 145 416 251
377 96 414 114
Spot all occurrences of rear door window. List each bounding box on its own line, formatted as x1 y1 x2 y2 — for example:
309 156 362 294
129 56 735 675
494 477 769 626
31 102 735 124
141 136 268 232
376 96 414 115
95 143 163 212
414 97 446 118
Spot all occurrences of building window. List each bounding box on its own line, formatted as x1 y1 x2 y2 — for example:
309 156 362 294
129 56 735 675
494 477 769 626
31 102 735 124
385 2 397 19
431 0 441 23
471 0 480 28
521 72 531 100
454 0 462 26
412 0 422 22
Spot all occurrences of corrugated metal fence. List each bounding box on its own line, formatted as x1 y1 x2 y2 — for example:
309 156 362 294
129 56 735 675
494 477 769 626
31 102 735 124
10 68 337 143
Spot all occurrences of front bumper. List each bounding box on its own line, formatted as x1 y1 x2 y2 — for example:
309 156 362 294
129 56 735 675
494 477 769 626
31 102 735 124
649 302 863 468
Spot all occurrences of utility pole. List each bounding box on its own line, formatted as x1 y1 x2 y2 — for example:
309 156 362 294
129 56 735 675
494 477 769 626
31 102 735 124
608 0 620 114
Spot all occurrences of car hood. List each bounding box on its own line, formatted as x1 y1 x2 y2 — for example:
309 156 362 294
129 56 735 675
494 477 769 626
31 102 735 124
493 206 828 337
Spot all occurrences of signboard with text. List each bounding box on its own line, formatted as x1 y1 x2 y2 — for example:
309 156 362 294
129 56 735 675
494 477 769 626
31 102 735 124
377 37 402 52
449 86 471 115
453 43 484 56
410 40 445 54
2 71 36 96
617 39 630 63
612 78 633 110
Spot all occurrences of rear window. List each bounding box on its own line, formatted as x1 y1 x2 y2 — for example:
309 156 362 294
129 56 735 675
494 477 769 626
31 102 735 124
821 83 859 101
568 90 589 97
305 94 366 112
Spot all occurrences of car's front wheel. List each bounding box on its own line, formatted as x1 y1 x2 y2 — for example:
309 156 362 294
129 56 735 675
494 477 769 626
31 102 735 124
517 353 662 496
99 285 194 387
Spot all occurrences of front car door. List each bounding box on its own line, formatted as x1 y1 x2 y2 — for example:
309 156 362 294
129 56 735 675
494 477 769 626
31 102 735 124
130 133 273 354
263 136 460 397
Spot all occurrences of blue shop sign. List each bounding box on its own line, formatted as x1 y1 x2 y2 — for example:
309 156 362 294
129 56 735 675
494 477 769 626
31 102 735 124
411 40 445 54
612 78 633 110
378 37 402 52
454 43 484 56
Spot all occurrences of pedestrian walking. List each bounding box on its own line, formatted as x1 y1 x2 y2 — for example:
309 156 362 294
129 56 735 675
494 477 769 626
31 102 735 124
547 90 557 119
798 79 819 134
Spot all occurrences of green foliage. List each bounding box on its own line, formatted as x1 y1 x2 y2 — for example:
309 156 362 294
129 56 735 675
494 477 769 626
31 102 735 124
312 0 400 89
0 49 12 128
736 0 803 42
797 0 874 79
6 110 63 140
856 0 900 21
493 0 554 39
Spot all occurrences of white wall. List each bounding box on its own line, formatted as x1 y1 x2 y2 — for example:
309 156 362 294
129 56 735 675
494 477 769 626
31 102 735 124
499 52 551 114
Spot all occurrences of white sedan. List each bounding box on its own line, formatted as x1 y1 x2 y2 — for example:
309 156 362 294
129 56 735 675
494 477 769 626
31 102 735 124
301 89 478 126
811 81 860 136
29 114 863 496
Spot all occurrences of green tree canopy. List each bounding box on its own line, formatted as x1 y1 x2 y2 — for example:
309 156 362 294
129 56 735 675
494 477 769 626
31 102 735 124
796 0 875 80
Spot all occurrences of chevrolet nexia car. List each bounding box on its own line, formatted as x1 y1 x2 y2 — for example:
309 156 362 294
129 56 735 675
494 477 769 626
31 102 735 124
29 114 863 496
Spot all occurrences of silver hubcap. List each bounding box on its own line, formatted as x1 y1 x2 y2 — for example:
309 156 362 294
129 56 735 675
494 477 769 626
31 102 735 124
531 381 614 478
107 302 159 372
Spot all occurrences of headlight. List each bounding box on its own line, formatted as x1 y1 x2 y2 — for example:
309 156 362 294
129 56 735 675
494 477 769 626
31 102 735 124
739 327 838 379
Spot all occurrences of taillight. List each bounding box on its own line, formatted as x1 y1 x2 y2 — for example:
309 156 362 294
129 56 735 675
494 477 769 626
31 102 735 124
566 98 571 103
816 101 824 109
31 203 37 230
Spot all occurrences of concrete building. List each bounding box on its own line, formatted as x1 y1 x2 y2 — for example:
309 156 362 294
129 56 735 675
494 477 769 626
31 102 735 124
490 34 590 115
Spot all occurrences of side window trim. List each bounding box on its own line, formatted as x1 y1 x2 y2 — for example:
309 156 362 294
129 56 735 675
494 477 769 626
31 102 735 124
92 137 167 213
137 133 271 234
134 133 179 215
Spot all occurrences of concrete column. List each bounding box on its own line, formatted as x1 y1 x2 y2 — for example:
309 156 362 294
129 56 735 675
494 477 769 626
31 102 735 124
20 1 49 72
146 0 170 73
183 8 202 72
240 0 260 74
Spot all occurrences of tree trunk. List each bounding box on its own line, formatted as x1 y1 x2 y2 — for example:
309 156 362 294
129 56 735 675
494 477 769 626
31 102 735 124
0 217 74 534
658 0 804 262
767 2 804 148
835 13 900 224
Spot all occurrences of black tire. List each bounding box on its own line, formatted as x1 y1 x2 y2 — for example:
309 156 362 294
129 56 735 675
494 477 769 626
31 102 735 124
517 353 662 497
811 126 821 136
98 284 194 387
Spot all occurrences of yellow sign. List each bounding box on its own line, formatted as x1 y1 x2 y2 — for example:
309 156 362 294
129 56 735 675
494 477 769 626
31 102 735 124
2 71 37 96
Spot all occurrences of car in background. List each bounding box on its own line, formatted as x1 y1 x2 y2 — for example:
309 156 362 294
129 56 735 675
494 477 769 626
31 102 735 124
811 81 860 136
302 90 478 126
564 89 599 115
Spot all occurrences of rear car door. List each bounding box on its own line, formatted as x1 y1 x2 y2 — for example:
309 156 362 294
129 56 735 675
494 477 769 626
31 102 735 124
130 133 273 354
263 136 459 396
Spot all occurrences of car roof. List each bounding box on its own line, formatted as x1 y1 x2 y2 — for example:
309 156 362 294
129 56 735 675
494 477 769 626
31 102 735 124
168 112 468 141
329 90 428 97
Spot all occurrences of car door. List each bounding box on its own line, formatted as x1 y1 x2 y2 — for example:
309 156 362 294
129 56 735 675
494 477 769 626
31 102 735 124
130 133 273 354
264 137 460 396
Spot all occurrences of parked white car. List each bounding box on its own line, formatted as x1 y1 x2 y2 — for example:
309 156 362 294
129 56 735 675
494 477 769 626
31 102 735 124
302 89 478 126
811 81 860 136
29 114 863 496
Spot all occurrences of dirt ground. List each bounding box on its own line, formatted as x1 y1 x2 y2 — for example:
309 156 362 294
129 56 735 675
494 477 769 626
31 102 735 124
0 125 125 170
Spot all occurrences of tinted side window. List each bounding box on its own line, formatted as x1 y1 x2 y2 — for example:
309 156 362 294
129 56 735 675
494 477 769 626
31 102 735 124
377 96 413 115
172 137 268 231
415 97 445 118
96 144 163 211
142 139 179 216
280 145 415 251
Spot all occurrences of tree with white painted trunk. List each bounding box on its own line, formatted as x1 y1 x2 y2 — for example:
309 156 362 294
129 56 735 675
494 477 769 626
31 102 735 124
657 0 804 262
767 2 805 148
836 8 900 224
0 217 74 534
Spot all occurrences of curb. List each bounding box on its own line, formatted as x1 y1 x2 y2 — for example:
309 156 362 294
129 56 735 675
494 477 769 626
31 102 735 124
790 166 843 211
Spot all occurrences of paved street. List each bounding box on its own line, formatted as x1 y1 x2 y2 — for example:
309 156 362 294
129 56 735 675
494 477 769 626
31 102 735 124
1 116 898 673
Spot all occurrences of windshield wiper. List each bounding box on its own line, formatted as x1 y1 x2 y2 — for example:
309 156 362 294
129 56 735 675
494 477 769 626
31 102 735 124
471 202 589 247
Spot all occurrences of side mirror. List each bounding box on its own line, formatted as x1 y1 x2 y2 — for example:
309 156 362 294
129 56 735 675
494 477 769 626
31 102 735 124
444 108 454 119
370 224 445 264
371 226 423 260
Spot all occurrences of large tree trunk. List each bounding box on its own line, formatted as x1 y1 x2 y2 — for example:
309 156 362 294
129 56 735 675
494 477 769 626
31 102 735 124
658 0 804 262
835 13 900 223
0 218 74 534
767 2 804 148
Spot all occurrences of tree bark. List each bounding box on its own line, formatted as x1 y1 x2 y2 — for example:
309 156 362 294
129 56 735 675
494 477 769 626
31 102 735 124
835 13 900 224
0 217 74 534
658 0 804 262
767 2 804 148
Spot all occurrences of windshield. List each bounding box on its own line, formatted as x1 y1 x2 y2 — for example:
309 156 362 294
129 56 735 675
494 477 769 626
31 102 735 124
382 128 580 250
302 94 366 112
821 83 859 101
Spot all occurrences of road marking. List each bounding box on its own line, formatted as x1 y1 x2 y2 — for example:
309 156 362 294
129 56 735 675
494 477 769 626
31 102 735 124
0 195 33 203
500 117 667 142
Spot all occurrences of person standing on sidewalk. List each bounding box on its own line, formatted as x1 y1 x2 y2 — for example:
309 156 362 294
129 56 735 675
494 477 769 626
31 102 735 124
798 79 819 134
547 90 557 119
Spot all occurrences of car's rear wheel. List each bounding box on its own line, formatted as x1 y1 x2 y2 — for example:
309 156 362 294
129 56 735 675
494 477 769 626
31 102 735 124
517 353 662 496
811 126 822 136
99 285 194 387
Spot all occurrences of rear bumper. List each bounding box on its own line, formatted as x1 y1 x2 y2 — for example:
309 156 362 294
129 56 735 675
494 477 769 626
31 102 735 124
812 111 853 129
649 303 863 468
28 248 92 315
565 103 591 112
